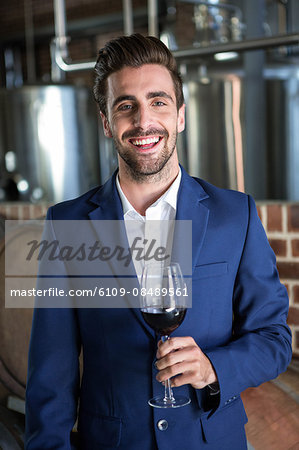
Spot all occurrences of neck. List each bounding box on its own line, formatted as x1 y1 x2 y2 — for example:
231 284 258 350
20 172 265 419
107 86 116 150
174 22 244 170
118 159 180 216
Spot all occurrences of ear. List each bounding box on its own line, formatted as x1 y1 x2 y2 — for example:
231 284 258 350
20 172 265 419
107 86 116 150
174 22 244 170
100 112 113 138
177 104 185 133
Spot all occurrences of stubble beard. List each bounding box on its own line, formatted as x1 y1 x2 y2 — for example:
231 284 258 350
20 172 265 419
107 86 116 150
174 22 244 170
113 129 178 183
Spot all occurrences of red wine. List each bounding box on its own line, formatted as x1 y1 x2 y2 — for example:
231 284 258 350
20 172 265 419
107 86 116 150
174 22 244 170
141 307 186 336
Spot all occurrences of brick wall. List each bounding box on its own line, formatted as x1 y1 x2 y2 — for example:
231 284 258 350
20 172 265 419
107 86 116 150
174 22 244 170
0 203 49 220
257 203 299 357
1 201 299 356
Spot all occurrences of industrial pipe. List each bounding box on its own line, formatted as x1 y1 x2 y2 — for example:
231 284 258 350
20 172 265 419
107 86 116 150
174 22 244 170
55 31 299 73
52 0 135 73
123 0 134 35
54 51 95 72
148 0 158 37
52 0 299 73
173 32 299 59
53 0 68 59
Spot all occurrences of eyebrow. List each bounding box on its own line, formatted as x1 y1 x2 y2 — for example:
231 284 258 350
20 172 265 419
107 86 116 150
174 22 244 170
146 91 174 102
112 91 174 109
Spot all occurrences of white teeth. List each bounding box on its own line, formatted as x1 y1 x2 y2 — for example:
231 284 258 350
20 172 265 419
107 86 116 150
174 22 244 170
131 137 160 146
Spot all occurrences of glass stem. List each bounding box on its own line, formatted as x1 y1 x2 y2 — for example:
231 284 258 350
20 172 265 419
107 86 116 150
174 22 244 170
162 335 175 403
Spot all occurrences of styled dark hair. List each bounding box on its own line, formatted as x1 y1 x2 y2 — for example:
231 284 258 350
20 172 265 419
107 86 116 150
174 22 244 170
93 33 184 116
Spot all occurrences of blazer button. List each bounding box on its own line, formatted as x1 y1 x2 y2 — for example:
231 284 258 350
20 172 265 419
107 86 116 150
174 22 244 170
157 419 168 431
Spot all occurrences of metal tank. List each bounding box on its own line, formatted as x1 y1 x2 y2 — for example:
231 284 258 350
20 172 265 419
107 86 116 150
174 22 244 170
178 62 299 200
178 64 246 193
265 66 299 200
0 85 101 203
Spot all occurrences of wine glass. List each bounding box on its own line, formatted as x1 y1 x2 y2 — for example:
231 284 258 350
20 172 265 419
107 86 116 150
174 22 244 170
140 262 191 408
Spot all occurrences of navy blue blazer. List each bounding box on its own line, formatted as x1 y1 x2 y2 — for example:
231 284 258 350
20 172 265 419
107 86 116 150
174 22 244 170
25 167 292 449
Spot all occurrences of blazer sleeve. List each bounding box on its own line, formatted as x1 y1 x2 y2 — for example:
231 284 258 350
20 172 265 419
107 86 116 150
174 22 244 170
204 195 292 412
25 207 81 449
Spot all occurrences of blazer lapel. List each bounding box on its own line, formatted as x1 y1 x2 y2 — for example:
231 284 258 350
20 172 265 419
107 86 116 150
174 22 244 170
88 172 133 281
175 167 210 273
87 172 155 338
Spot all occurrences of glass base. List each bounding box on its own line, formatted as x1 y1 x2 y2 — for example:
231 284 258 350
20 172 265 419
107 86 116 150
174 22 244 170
148 395 191 408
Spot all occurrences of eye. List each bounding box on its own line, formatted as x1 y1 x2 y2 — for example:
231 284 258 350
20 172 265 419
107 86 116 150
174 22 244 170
118 103 133 111
153 100 166 107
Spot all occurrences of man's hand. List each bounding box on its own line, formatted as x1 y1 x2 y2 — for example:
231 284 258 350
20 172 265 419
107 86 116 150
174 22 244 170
155 336 217 389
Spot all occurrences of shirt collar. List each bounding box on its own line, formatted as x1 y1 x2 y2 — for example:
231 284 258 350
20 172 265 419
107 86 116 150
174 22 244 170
116 175 134 216
116 168 181 218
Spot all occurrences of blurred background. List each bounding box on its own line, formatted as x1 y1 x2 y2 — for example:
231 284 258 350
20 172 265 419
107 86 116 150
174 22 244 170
0 1 298 448
0 0 299 202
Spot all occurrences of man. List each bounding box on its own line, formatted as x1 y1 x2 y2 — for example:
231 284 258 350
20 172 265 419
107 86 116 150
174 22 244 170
25 34 292 449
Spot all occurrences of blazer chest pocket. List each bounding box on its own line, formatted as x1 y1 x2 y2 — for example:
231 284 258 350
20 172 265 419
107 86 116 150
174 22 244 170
193 262 228 280
78 410 122 448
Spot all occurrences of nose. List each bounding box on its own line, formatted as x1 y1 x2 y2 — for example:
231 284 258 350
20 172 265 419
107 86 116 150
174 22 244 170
133 104 153 129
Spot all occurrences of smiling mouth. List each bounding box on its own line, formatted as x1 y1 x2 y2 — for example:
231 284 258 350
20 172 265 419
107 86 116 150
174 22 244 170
129 136 163 150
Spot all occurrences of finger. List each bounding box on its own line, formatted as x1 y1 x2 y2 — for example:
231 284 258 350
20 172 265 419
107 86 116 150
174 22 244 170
156 361 192 382
157 362 208 390
156 336 196 358
156 356 217 388
155 346 200 371
171 371 207 389
156 360 207 387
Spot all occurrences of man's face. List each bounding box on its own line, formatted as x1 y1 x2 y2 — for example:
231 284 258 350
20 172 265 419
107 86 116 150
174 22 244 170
100 64 185 180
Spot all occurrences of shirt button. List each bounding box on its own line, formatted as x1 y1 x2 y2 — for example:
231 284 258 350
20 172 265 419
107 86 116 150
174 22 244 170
157 419 168 431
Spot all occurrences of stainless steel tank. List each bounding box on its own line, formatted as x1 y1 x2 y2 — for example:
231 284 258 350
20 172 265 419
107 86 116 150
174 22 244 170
0 85 101 203
265 66 299 200
178 64 246 193
179 62 299 200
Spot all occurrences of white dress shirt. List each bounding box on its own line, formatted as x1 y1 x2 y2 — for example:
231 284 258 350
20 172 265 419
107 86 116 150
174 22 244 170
116 169 181 279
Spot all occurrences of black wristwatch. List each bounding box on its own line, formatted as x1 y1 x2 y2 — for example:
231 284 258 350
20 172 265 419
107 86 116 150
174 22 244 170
207 382 220 395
